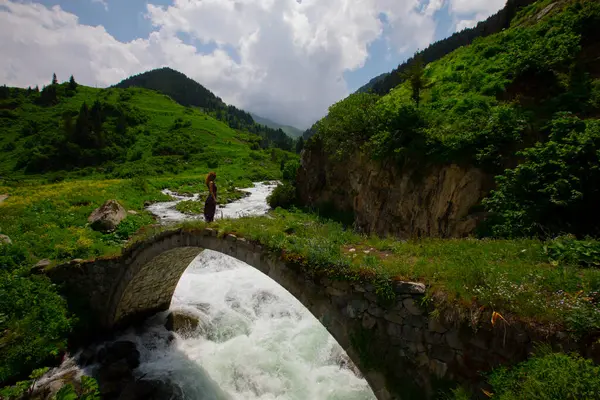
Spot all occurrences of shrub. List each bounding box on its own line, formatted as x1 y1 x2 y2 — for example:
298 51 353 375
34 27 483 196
0 244 72 383
267 182 297 209
482 114 600 238
281 159 300 182
131 176 150 194
544 235 600 267
316 92 381 158
108 214 155 242
486 349 600 400
367 103 427 163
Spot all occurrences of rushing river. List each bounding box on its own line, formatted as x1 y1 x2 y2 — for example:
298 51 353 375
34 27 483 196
41 182 376 399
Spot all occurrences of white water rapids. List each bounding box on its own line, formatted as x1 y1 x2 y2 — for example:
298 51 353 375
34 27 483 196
42 182 376 399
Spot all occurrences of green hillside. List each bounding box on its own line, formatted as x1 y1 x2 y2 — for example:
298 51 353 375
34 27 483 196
312 0 600 239
0 81 291 182
251 113 303 138
114 68 296 150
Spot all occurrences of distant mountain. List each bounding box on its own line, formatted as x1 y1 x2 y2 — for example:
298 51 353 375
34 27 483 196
250 114 303 138
114 68 294 151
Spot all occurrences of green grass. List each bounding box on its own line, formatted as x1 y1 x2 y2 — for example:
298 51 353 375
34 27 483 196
0 84 295 180
0 170 267 262
3 174 592 331
127 208 600 333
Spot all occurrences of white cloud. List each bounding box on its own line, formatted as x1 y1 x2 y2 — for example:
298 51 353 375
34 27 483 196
449 0 505 32
0 0 465 128
449 0 505 16
91 0 108 12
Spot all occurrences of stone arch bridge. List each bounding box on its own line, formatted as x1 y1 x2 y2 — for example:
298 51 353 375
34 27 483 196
46 227 574 400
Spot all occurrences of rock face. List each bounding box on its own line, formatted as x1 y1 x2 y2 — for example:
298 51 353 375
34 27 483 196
0 234 12 244
88 200 127 233
297 143 493 238
165 310 200 333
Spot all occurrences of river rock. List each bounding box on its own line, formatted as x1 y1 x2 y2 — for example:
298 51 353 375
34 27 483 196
165 310 200 333
88 200 127 232
98 341 140 369
119 379 185 400
0 234 12 245
93 341 141 398
328 347 362 378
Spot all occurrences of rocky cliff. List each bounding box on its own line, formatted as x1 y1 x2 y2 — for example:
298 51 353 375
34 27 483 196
297 142 494 238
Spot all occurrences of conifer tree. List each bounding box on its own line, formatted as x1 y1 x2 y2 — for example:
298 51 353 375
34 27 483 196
68 75 78 91
52 73 58 85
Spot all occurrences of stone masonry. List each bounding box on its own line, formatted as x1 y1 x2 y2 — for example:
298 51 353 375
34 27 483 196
46 228 600 400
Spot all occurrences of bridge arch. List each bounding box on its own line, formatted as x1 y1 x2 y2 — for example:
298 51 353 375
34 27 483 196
116 228 402 399
47 227 565 400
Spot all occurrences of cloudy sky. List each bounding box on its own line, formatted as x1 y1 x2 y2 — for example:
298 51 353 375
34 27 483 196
0 0 505 129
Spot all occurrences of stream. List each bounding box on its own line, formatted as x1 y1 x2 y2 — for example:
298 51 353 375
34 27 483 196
39 182 376 400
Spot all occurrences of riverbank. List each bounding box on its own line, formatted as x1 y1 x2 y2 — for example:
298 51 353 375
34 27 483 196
1 176 599 399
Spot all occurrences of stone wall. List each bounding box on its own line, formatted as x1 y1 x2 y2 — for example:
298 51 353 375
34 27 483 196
46 228 599 400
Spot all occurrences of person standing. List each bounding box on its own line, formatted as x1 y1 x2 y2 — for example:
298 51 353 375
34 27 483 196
204 171 218 222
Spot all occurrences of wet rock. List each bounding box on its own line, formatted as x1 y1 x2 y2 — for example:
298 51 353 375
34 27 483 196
98 341 140 369
328 347 363 378
44 379 67 399
77 347 97 367
88 200 127 232
31 369 80 400
165 310 200 333
99 358 133 381
0 234 12 245
119 379 185 400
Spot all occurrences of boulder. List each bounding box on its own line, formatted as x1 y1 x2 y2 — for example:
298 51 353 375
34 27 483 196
98 341 140 369
119 379 184 400
393 281 426 295
165 310 200 333
31 259 52 274
88 200 127 232
77 347 97 367
0 234 12 245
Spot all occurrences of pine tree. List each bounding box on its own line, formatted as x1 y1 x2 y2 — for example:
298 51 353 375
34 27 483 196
89 100 105 148
296 137 304 154
52 73 58 85
404 55 427 108
40 84 58 105
75 102 91 147
68 75 78 91
63 113 74 141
